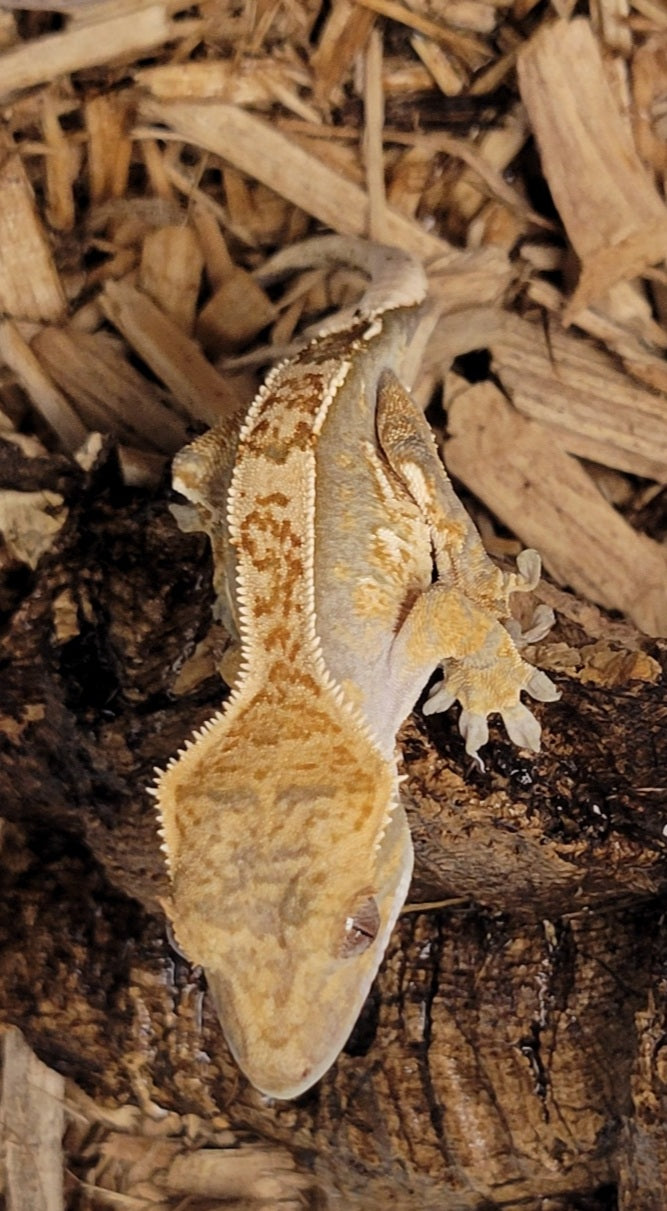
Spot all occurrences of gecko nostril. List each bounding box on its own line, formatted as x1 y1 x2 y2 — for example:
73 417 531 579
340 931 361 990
338 894 380 958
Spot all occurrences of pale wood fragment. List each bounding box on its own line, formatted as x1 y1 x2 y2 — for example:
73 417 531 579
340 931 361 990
140 137 175 202
592 0 633 53
0 489 67 569
518 18 667 318
138 98 456 262
197 272 277 357
1 1027 65 1211
100 280 249 426
32 327 189 452
0 6 173 102
7 0 123 8
445 382 667 636
85 93 132 203
489 315 667 482
0 321 87 451
0 151 66 323
164 1145 309 1201
139 226 203 334
469 45 518 93
381 57 435 92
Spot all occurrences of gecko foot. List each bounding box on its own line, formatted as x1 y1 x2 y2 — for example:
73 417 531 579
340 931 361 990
423 659 559 763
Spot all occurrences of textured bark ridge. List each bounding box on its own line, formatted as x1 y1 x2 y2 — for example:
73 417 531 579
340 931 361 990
1 442 665 1210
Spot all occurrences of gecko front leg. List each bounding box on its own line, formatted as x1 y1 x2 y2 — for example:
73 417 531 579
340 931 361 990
170 414 244 686
377 370 558 760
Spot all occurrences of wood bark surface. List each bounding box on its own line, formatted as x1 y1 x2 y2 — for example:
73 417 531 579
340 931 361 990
0 438 665 1210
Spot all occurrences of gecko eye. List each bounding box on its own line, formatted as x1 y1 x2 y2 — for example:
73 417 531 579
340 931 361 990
338 894 380 958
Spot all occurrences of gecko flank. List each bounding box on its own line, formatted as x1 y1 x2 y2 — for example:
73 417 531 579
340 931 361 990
153 237 559 1099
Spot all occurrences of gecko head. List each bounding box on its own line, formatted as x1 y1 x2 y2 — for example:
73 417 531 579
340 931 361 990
199 795 413 1100
158 726 414 1100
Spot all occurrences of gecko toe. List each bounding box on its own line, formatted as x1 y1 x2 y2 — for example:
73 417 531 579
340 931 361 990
422 679 456 716
501 702 542 752
526 668 560 702
459 710 489 766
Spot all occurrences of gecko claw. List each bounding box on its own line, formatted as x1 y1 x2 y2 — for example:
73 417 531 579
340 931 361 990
459 710 489 767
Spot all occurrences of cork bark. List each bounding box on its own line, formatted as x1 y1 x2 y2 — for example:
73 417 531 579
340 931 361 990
1 438 665 1210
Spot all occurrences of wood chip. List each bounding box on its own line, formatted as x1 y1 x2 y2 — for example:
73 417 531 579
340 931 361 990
518 18 667 319
490 316 667 481
0 321 87 451
0 488 67 568
85 93 133 203
410 33 467 95
445 382 667 636
165 1144 309 1201
138 97 455 262
0 1028 65 1211
197 270 276 357
136 59 310 108
0 150 66 324
32 327 189 453
42 93 80 233
139 225 204 335
101 279 250 426
189 200 235 290
0 5 174 103
310 0 376 103
355 0 491 69
363 28 389 243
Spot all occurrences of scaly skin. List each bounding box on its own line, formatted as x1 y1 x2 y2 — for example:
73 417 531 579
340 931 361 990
154 239 558 1098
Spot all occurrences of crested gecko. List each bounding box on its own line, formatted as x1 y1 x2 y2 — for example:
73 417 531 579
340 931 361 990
153 237 558 1099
